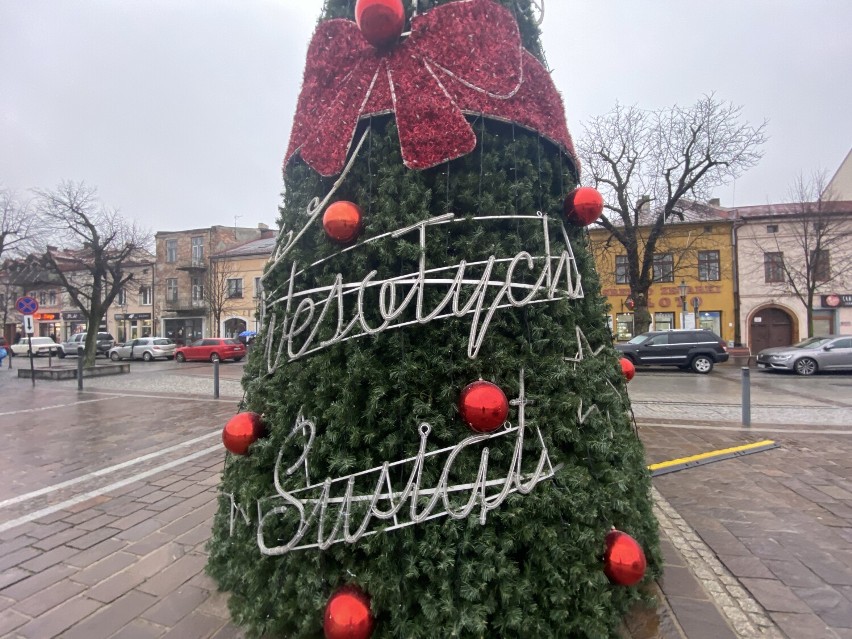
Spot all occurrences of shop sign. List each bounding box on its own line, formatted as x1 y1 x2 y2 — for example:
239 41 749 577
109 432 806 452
35 312 60 321
114 313 153 320
822 294 852 308
62 312 85 320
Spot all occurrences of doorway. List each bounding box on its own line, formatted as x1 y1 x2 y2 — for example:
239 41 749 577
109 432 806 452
749 307 794 353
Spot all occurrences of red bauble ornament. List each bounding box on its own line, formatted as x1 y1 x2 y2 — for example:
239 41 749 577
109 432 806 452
222 412 266 456
323 201 364 244
604 529 647 587
324 585 375 639
355 0 405 48
620 358 635 382
458 380 509 433
564 187 604 226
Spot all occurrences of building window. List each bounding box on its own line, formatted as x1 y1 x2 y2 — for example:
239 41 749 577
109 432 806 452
140 286 152 305
49 290 56 305
166 239 178 263
766 225 778 233
227 278 243 299
654 312 675 331
764 252 785 283
615 313 634 341
166 278 178 302
191 277 204 301
254 277 263 299
191 236 204 265
117 288 127 305
615 255 629 285
39 291 46 305
698 311 722 336
811 249 830 282
652 253 674 283
698 250 720 281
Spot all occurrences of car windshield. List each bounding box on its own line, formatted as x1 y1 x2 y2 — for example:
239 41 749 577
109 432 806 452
626 335 651 345
224 339 240 345
791 337 833 349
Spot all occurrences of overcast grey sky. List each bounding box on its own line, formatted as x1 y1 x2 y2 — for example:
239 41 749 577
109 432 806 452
2 1 850 232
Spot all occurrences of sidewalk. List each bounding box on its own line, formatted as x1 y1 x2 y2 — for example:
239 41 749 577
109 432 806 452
1 363 850 638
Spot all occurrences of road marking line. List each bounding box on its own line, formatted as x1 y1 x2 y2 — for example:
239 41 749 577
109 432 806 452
648 440 778 476
0 430 222 510
0 397 119 417
0 445 223 534
58 389 241 402
639 422 852 435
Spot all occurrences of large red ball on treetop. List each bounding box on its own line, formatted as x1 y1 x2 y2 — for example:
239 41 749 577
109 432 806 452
323 585 375 639
620 358 635 382
564 186 604 226
459 380 509 433
604 529 647 587
323 201 364 244
355 0 405 49
222 412 266 456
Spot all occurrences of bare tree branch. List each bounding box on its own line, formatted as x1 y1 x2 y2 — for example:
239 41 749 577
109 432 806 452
32 181 153 367
579 94 767 333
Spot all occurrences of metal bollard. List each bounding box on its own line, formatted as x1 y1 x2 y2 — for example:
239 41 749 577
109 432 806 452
77 346 84 391
741 366 751 427
213 359 220 399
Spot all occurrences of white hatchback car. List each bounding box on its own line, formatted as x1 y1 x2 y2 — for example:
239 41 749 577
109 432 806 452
10 336 60 356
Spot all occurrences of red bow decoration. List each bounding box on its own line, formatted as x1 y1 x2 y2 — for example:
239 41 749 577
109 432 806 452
285 0 577 177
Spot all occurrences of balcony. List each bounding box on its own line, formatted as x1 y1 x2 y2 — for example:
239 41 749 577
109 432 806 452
163 295 207 312
176 260 207 272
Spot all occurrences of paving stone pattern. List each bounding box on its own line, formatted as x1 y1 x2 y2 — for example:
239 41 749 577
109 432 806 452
2 361 851 637
0 452 241 639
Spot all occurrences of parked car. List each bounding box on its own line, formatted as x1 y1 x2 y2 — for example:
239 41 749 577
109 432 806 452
109 337 176 362
174 338 246 363
615 329 729 374
756 335 852 376
10 336 60 357
58 332 116 358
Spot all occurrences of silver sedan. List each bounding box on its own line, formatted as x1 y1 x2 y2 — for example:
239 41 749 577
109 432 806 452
108 337 176 362
756 335 852 376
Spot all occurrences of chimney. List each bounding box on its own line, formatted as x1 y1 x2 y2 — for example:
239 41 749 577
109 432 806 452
258 222 274 239
708 198 721 207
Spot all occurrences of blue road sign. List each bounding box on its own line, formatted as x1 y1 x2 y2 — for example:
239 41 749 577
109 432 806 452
15 296 39 315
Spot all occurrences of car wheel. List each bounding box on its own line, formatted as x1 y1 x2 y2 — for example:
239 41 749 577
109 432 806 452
233 357 243 362
176 353 186 363
143 352 153 362
794 357 818 376
691 355 714 374
57 350 65 359
110 352 120 361
210 353 221 363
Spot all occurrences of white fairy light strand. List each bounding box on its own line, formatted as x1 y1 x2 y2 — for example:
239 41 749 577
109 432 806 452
263 126 373 285
242 369 560 555
261 213 584 372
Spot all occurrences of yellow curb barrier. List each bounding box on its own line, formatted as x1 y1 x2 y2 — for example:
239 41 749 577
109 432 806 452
648 440 778 477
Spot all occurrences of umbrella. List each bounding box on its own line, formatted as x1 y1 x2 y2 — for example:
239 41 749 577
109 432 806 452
238 330 257 337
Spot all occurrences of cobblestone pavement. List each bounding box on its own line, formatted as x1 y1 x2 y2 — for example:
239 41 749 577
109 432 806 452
634 364 852 639
1 359 851 637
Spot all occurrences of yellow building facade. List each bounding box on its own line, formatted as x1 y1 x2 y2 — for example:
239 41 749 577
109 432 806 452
588 218 737 344
212 237 276 338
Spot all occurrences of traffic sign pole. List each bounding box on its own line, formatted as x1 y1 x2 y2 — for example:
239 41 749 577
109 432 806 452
16 296 39 387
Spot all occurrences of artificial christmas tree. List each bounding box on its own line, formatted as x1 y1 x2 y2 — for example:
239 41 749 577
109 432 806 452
207 1 659 637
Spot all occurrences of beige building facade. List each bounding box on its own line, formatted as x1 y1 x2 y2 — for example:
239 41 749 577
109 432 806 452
154 225 274 344
732 201 852 353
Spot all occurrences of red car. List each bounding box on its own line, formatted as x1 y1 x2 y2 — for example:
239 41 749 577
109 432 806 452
174 338 246 363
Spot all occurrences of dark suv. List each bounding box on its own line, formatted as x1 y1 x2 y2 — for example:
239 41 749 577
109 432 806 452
615 329 729 374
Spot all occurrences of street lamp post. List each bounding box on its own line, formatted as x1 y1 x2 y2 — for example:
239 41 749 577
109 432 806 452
679 280 688 312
